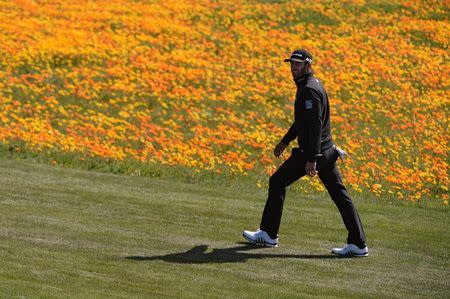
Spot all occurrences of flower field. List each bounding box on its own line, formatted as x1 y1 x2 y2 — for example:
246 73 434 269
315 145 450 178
0 0 448 204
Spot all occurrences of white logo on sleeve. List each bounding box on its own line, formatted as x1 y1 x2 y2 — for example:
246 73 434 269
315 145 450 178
305 99 313 109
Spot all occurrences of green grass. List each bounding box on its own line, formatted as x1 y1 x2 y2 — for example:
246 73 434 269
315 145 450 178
0 157 449 298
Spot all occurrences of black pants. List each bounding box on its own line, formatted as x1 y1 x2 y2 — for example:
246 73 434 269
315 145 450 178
260 145 366 247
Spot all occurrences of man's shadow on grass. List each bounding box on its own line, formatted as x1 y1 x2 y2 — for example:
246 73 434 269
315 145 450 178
125 242 345 264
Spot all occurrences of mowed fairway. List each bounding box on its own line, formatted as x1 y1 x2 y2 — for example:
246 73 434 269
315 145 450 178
1 158 449 298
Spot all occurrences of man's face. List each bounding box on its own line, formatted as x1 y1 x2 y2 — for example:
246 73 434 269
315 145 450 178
290 61 307 80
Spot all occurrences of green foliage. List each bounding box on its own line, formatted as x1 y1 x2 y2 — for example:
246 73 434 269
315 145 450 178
0 158 448 297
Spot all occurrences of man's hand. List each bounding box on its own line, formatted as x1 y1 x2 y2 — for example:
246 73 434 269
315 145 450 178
305 161 317 177
274 142 288 158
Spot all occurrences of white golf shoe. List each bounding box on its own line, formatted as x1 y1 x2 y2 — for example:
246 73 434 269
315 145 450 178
242 229 278 247
331 244 368 257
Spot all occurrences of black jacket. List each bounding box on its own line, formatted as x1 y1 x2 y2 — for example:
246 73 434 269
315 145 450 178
281 72 334 162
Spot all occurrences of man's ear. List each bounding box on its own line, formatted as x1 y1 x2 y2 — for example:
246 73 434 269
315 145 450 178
305 63 312 72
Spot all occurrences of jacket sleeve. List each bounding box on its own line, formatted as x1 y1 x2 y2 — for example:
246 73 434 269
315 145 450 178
281 122 296 145
299 88 323 162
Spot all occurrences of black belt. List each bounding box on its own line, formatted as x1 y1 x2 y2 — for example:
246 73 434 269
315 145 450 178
299 144 335 156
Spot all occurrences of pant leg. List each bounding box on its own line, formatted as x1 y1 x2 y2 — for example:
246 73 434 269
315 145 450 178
318 162 367 247
260 149 306 238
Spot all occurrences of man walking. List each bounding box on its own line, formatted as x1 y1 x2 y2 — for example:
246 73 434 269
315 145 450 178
243 49 368 257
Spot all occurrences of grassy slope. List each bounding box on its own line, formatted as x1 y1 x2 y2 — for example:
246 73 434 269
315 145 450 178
0 157 448 298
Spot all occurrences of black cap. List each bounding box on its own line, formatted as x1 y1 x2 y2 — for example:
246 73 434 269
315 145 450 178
284 49 313 63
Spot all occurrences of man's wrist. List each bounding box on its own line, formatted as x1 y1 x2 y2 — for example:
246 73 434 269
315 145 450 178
307 154 319 162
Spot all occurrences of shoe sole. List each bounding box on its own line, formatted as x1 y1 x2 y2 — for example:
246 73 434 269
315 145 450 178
242 233 278 248
331 251 368 257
